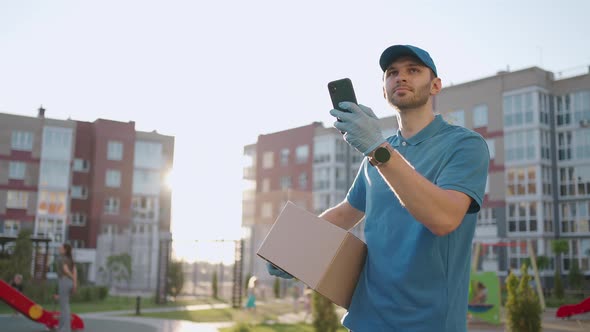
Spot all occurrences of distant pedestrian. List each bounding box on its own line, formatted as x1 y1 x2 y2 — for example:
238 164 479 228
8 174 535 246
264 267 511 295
56 243 77 332
245 276 258 312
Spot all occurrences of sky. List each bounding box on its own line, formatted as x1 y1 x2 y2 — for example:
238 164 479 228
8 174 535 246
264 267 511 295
1 0 589 263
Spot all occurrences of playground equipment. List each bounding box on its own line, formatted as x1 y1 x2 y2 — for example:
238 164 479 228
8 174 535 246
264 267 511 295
472 239 546 310
556 296 590 319
0 279 84 330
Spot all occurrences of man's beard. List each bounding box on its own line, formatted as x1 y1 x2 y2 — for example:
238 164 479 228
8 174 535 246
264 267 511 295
387 81 431 111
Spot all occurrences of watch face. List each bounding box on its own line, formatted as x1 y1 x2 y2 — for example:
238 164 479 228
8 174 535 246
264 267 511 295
375 146 391 163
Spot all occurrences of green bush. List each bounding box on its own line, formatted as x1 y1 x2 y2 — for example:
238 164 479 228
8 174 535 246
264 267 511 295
568 260 583 290
97 286 109 300
273 277 280 298
312 292 339 332
505 264 542 332
231 322 253 332
23 280 58 304
553 270 564 299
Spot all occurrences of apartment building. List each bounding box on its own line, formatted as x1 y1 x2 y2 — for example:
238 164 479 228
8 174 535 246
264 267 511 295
437 67 590 278
0 108 174 290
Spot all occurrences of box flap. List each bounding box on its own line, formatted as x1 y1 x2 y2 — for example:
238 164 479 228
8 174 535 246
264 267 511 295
257 202 348 288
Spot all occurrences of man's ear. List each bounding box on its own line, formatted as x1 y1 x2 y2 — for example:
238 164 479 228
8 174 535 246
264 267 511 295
430 77 442 96
383 85 386 99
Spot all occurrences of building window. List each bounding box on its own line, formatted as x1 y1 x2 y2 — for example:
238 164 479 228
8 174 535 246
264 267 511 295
543 202 553 233
71 240 86 248
507 202 538 234
558 132 572 161
556 95 572 126
107 141 123 160
295 145 309 164
134 141 163 169
314 168 330 191
505 130 538 162
262 151 274 169
70 213 87 226
542 166 552 196
105 169 121 187
446 110 465 127
504 92 535 127
38 191 67 215
261 202 273 218
2 220 20 236
477 208 497 227
280 148 290 166
473 104 488 128
559 202 590 234
314 138 331 163
104 197 120 215
506 167 537 196
8 162 26 180
261 178 270 192
299 172 308 190
280 176 292 190
132 196 157 220
572 91 590 123
559 165 590 197
73 159 90 172
71 186 88 199
6 191 28 209
11 131 34 151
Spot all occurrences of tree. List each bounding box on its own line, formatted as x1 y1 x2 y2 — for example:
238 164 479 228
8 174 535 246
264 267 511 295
505 264 542 332
273 277 280 298
551 240 568 299
568 259 583 291
167 260 185 299
106 253 132 288
312 292 339 332
6 230 33 281
212 270 218 299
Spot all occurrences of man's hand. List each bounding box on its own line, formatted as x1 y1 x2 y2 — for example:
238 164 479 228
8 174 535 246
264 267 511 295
330 102 386 155
266 262 294 279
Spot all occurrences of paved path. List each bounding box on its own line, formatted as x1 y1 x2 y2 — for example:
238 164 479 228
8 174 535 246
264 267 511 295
3 301 589 331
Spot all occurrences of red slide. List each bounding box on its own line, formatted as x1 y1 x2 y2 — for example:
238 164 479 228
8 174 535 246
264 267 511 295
556 296 590 318
0 279 84 330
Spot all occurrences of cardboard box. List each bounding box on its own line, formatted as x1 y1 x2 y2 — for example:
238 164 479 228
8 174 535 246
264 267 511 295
257 202 367 309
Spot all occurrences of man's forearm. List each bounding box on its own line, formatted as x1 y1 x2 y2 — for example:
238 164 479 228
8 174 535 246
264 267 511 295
373 145 470 236
319 201 364 231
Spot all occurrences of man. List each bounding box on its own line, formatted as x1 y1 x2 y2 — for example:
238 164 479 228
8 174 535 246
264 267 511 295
269 44 489 331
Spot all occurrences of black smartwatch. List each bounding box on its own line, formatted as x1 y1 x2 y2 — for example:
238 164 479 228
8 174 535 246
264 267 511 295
368 144 393 166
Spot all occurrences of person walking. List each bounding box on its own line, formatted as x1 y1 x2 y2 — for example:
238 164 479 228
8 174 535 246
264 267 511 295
56 243 77 332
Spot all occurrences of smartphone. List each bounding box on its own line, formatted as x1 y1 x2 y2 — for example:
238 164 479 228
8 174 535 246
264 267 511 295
328 78 357 111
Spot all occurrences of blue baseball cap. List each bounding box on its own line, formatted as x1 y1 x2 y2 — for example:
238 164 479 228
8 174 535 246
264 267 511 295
379 45 437 77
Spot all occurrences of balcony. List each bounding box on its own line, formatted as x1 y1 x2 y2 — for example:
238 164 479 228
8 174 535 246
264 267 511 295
243 167 255 180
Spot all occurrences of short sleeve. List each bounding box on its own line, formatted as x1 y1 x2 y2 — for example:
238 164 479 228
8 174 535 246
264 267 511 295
437 134 489 214
346 160 368 212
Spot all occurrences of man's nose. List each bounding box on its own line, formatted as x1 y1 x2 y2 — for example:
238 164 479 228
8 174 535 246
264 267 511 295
395 72 407 83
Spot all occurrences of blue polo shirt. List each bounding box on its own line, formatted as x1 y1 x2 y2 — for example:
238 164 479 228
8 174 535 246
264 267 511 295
343 114 489 332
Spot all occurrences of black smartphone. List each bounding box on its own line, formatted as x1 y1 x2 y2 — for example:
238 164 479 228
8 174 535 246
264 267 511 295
328 78 357 111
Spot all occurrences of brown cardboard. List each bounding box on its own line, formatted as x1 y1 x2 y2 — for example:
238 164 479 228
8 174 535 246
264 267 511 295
257 202 367 309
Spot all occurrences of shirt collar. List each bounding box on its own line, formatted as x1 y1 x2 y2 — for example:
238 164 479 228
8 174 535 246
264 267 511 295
391 114 446 147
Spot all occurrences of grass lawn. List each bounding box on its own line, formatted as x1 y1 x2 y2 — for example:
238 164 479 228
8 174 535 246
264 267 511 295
135 301 296 324
219 324 348 332
0 296 222 314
